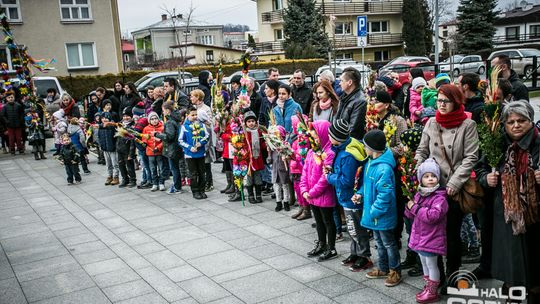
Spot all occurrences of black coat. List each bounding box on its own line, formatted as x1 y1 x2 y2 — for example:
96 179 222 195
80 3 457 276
116 122 136 157
164 90 189 109
291 83 313 114
59 143 80 164
197 84 212 107
464 92 485 124
249 91 262 119
335 88 367 140
119 93 141 116
155 110 182 159
1 102 24 128
508 69 529 102
259 96 277 128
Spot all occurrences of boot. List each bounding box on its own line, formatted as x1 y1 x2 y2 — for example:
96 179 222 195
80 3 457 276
247 186 255 204
221 172 234 193
110 177 120 185
416 276 429 300
296 206 312 220
34 153 40 160
104 176 113 185
40 152 46 159
291 207 304 219
416 279 439 303
255 185 263 203
401 250 418 269
275 202 283 212
228 189 242 202
127 180 137 188
118 180 129 188
283 202 290 211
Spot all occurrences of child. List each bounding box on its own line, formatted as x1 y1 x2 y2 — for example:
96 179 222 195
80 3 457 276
243 111 267 204
179 106 208 199
58 134 81 185
142 112 165 192
356 129 401 287
268 125 291 212
409 77 427 124
116 108 137 188
133 116 152 188
325 119 372 272
25 108 46 160
68 117 90 174
99 112 120 185
300 120 336 261
51 109 67 156
405 158 448 303
92 112 106 165
191 89 215 192
290 115 311 220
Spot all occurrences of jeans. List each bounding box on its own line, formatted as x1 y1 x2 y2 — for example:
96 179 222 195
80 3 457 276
118 151 136 183
104 151 119 177
148 155 164 186
136 144 151 184
161 157 170 179
186 157 205 193
205 163 213 187
312 205 337 249
373 229 401 273
65 164 81 183
344 208 371 257
273 183 290 203
168 155 182 190
333 206 343 234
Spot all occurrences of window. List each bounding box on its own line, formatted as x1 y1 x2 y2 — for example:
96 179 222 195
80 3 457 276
183 30 192 36
374 50 390 61
273 0 283 10
198 35 214 45
65 42 97 69
335 22 352 35
505 26 519 40
1 0 21 22
0 46 14 71
336 53 352 60
369 21 388 33
206 50 214 62
274 29 284 41
60 0 92 22
123 53 129 62
442 30 448 37
530 25 540 38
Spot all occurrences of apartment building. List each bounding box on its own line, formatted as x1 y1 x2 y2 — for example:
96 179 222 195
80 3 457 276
255 0 404 63
3 0 122 76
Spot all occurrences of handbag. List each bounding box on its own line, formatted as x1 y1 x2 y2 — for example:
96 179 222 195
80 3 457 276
438 127 484 213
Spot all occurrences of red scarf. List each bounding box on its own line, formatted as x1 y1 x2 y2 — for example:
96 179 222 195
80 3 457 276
62 99 75 116
435 104 467 129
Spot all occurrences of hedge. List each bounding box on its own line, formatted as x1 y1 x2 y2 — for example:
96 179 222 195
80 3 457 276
58 58 327 101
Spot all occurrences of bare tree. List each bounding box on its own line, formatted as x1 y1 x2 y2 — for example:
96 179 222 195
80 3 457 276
428 0 455 22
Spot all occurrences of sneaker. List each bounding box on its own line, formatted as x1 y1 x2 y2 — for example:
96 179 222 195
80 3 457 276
384 270 402 287
168 187 178 194
67 182 74 186
407 266 424 277
75 180 82 185
159 184 165 191
193 192 203 200
137 182 151 189
349 257 374 272
204 185 214 192
317 248 338 262
307 241 326 257
335 233 344 242
341 254 358 266
151 185 158 192
366 268 388 279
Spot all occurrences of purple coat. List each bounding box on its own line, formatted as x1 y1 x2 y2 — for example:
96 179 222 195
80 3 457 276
299 120 336 208
405 189 448 256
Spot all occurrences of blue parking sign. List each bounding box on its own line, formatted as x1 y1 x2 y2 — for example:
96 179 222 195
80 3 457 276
357 16 367 37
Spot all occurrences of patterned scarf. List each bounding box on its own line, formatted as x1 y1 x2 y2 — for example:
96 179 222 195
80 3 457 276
247 127 260 159
418 184 440 197
501 128 540 235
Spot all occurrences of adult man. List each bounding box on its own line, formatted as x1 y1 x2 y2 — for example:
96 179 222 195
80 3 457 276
457 73 484 124
247 78 262 116
491 54 529 101
335 67 367 140
259 67 281 98
163 78 189 109
291 69 313 114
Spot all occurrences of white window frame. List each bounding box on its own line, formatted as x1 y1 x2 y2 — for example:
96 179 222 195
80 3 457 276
274 29 284 41
59 0 93 22
273 0 283 10
0 45 16 71
369 21 389 33
333 0 351 2
199 35 214 45
1 0 22 23
335 22 352 35
206 50 214 62
530 24 540 38
374 50 390 61
65 42 98 70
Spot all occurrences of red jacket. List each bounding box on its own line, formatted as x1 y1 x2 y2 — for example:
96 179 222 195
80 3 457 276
245 128 266 172
142 122 164 156
220 121 233 159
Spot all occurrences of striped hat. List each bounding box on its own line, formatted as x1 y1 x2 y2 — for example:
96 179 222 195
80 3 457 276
328 119 349 143
435 73 451 88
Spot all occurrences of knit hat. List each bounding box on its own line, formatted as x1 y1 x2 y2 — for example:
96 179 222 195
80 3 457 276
377 75 395 88
132 101 145 117
375 90 392 104
417 158 440 181
122 107 133 118
94 112 102 118
412 77 427 91
243 111 257 123
101 112 112 121
53 109 65 120
101 99 112 109
147 111 159 122
328 119 349 143
435 73 451 88
363 129 386 153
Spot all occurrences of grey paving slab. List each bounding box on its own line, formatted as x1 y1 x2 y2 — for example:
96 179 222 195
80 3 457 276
12 254 80 282
263 252 312 271
0 222 49 240
6 243 68 266
226 234 272 250
244 243 290 260
92 268 141 288
135 266 189 302
189 249 260 277
306 274 363 298
132 242 166 256
167 236 233 260
150 226 208 246
65 240 108 254
83 258 130 276
144 250 185 271
72 248 118 265
177 276 231 303
117 231 154 246
212 263 273 284
334 286 399 304
20 269 95 302
101 279 155 302
116 292 168 304
0 278 27 304
284 262 338 283
258 288 336 304
32 287 111 304
162 265 203 283
206 296 245 304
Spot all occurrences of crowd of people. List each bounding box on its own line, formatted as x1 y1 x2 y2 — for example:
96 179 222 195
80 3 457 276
0 53 539 303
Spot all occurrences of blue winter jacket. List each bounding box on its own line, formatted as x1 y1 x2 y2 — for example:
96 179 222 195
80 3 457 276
358 148 397 231
326 138 367 209
98 125 116 152
178 119 208 159
272 97 302 133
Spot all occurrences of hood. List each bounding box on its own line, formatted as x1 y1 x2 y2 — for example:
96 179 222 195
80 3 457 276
67 124 80 135
345 138 368 162
312 120 331 150
198 70 211 87
53 109 65 121
369 147 396 169
147 111 160 121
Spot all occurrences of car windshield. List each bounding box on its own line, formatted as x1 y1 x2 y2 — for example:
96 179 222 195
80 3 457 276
33 79 58 98
442 55 463 63
134 75 151 86
387 57 408 65
520 49 540 57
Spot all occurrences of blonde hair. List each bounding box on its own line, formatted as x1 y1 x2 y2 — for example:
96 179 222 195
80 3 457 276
190 89 205 101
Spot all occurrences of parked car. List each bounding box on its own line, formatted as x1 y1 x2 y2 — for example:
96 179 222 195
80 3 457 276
315 62 372 88
488 48 540 77
381 56 431 69
378 61 435 86
440 54 486 77
222 69 269 85
32 76 66 99
134 71 197 95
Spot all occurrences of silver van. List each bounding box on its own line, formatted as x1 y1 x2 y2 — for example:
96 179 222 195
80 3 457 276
488 48 540 77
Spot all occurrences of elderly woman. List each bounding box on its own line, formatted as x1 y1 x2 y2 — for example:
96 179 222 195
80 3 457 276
415 84 479 290
60 93 81 119
475 100 540 301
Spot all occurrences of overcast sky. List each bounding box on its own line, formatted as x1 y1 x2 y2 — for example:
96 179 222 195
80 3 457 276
118 0 258 37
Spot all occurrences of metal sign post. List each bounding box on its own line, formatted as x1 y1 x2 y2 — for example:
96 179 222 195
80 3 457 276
357 15 367 67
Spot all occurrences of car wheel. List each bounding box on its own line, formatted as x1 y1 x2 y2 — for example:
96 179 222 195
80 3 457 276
524 65 533 78
453 68 460 78
477 66 485 75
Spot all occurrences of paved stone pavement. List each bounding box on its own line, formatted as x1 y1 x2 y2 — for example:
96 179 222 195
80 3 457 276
0 141 501 304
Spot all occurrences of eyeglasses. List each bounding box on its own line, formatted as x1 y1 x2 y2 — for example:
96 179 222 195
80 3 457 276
150 117 159 120
436 98 452 104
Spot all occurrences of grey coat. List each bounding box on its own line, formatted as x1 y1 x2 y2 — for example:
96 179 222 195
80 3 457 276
268 150 290 184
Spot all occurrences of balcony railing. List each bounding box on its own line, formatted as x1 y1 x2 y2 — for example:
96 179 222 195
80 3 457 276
493 33 540 45
333 33 403 48
240 41 285 53
261 1 403 23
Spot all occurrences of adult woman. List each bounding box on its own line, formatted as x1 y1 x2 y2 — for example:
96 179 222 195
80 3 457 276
197 70 213 107
60 93 81 119
258 79 280 128
415 84 479 290
272 84 302 133
310 80 339 122
120 82 141 115
475 100 540 302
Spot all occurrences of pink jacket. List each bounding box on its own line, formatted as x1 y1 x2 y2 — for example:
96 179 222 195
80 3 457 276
289 115 307 174
409 88 423 123
299 120 336 208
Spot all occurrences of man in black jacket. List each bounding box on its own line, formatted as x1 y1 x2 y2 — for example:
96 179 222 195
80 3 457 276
163 78 189 109
1 91 24 154
458 73 484 124
491 54 529 101
291 69 313 114
335 68 367 140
